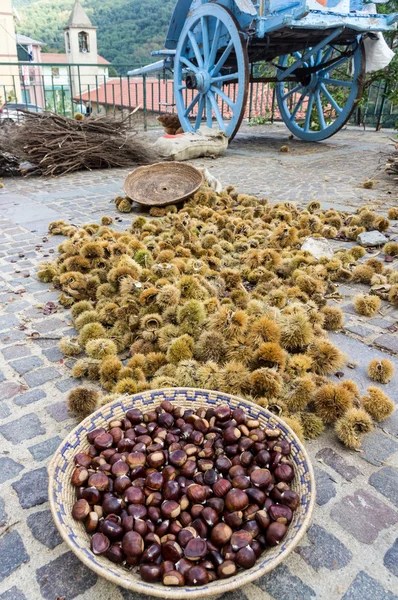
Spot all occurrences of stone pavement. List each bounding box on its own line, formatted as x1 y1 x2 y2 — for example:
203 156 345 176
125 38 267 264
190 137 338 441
0 123 397 600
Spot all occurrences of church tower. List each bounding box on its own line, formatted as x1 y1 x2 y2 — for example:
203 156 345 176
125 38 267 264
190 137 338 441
64 0 98 96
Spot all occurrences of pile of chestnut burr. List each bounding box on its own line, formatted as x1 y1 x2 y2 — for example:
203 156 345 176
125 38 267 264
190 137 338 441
71 401 300 586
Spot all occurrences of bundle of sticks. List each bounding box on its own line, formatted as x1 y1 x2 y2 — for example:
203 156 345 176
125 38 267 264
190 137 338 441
11 110 157 176
386 139 398 181
0 126 20 176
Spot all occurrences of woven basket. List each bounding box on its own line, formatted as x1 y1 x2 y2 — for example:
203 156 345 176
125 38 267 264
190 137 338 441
123 162 203 207
48 388 315 598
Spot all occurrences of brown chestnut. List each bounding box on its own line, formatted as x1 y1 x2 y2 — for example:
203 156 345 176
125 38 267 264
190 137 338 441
81 487 101 505
93 432 113 451
161 500 181 519
85 511 99 533
213 478 232 498
225 489 249 511
265 522 287 546
184 537 207 561
162 540 183 562
201 507 219 527
106 544 125 563
281 489 300 511
71 467 89 487
236 546 256 569
256 509 271 530
274 463 294 483
111 460 129 477
124 487 145 505
91 532 110 555
72 499 90 521
141 542 162 563
250 468 272 488
231 530 252 551
140 564 162 582
268 504 293 524
185 565 209 586
163 570 185 586
217 560 237 579
74 452 92 468
187 484 206 504
122 531 144 556
169 449 188 467
163 480 180 501
211 523 233 546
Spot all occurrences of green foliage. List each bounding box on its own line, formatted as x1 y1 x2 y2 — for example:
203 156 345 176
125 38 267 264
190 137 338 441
14 0 175 71
249 114 272 125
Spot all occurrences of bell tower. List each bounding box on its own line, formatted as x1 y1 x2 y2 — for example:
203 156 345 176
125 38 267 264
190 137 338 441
64 0 98 96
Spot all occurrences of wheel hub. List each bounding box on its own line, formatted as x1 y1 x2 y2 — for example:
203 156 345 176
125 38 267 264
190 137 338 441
185 70 211 94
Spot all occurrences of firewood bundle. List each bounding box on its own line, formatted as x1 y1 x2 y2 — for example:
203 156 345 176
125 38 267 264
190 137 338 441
11 111 157 176
0 151 20 177
0 127 20 176
386 140 398 181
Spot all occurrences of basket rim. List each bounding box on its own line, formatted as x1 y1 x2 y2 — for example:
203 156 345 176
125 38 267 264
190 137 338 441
122 162 204 206
48 388 316 598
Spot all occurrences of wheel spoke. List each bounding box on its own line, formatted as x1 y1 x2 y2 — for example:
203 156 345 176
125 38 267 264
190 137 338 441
211 85 235 109
188 30 204 68
208 90 226 131
211 72 239 83
211 40 234 76
290 92 306 121
315 90 327 130
282 84 302 101
208 18 221 72
184 93 200 117
201 17 210 66
179 56 199 73
320 83 342 114
322 46 334 64
319 77 352 88
315 49 323 64
195 94 205 129
304 93 315 132
206 96 213 127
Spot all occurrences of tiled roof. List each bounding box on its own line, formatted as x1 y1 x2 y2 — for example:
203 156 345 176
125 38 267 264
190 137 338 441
75 78 292 121
41 53 110 65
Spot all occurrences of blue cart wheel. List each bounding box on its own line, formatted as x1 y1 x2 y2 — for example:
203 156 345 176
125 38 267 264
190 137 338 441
276 38 364 141
174 3 249 140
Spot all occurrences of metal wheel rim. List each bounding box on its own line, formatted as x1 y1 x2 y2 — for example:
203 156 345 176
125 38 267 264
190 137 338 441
174 4 249 141
276 38 365 142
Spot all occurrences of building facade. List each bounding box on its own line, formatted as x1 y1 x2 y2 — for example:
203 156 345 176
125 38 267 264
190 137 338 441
0 0 21 102
64 0 99 97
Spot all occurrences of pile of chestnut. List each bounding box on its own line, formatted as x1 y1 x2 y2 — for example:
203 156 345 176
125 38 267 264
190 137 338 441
71 401 300 586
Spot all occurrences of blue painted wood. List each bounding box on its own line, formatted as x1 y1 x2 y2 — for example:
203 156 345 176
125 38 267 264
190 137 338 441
152 0 397 140
174 3 248 139
276 38 364 141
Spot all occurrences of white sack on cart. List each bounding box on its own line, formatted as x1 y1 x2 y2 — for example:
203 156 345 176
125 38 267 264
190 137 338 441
361 3 395 73
364 33 395 72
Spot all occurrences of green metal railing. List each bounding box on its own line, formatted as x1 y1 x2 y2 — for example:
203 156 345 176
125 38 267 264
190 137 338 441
0 61 396 131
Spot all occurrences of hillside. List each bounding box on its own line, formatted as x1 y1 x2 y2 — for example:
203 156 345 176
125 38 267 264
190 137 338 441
14 0 176 70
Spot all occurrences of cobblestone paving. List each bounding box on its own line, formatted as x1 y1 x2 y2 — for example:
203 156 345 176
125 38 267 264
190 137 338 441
0 124 397 600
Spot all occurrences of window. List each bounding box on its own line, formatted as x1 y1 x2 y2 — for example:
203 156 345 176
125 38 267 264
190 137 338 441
51 67 60 77
66 32 71 53
78 31 89 53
